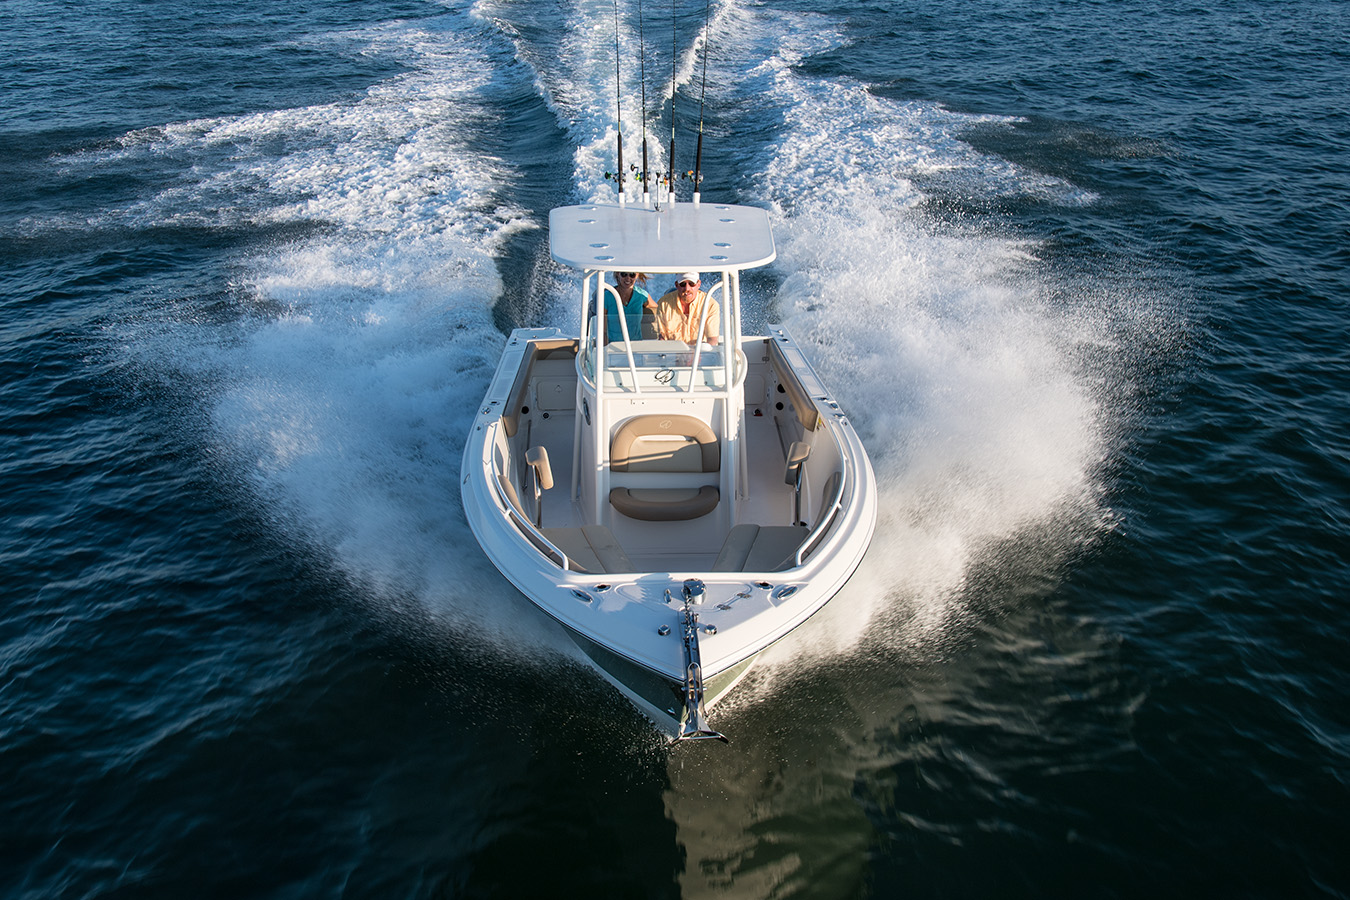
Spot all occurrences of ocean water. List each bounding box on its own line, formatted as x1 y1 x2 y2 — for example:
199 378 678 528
2 0 1347 896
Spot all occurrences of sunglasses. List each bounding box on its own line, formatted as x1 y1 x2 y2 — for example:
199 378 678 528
617 272 636 278
677 281 698 287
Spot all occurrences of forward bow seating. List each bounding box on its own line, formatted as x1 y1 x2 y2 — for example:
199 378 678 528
608 414 720 521
542 525 635 574
713 461 845 573
712 523 808 572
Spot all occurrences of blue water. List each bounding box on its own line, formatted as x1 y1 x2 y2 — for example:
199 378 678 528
3 0 1348 896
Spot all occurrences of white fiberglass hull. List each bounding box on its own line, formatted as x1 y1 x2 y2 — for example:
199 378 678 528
460 324 877 740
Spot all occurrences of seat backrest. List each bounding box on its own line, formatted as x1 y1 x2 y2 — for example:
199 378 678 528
610 415 719 473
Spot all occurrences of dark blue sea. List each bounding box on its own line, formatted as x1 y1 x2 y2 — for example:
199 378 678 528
3 0 1348 896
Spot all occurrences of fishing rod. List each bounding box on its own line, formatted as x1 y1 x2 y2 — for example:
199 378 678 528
613 0 624 203
615 0 713 208
669 0 677 204
693 0 710 204
639 0 650 206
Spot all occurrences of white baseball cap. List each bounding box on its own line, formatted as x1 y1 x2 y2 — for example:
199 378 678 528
676 271 700 285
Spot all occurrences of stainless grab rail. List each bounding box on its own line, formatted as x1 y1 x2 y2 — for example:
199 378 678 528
795 460 846 567
484 429 573 571
598 278 643 394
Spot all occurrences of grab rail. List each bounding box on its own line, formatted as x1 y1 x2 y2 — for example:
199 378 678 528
599 279 643 394
686 279 726 391
485 435 572 571
795 462 846 567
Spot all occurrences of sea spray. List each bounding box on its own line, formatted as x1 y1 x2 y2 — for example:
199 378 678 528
104 0 1116 688
105 11 567 654
725 12 1109 664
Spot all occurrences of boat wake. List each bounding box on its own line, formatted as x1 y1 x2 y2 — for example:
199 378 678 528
99 9 568 653
734 16 1113 663
100 0 1120 695
524 2 1117 670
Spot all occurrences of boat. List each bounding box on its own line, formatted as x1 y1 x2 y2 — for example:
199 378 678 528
461 197 877 741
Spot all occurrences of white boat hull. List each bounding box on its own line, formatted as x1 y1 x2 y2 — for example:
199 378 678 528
461 322 876 739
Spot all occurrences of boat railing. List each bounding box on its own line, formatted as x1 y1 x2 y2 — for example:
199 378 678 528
684 279 727 392
583 271 743 397
486 449 575 571
598 280 644 391
795 462 847 567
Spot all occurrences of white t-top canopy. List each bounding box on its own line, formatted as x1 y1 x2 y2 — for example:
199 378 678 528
549 202 776 273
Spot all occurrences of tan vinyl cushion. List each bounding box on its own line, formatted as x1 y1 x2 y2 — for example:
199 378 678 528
711 524 760 571
609 485 720 522
542 525 634 573
610 415 719 473
608 414 721 521
712 524 809 572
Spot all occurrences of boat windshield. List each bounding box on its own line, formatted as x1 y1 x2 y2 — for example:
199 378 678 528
583 337 738 393
606 340 723 370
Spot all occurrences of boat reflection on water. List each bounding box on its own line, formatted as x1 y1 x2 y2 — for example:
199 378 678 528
659 536 1128 899
662 665 878 899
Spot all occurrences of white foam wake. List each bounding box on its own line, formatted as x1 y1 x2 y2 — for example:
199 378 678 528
102 0 1118 673
106 11 567 651
463 0 1114 663
704 5 1112 660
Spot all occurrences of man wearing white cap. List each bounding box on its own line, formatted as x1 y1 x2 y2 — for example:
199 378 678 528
654 272 720 345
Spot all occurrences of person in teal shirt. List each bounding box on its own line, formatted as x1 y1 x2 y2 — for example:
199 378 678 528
605 271 654 343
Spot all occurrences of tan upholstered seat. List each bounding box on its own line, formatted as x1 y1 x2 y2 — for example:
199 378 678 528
608 414 720 521
609 485 720 521
712 523 809 572
609 414 718 473
542 525 635 573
